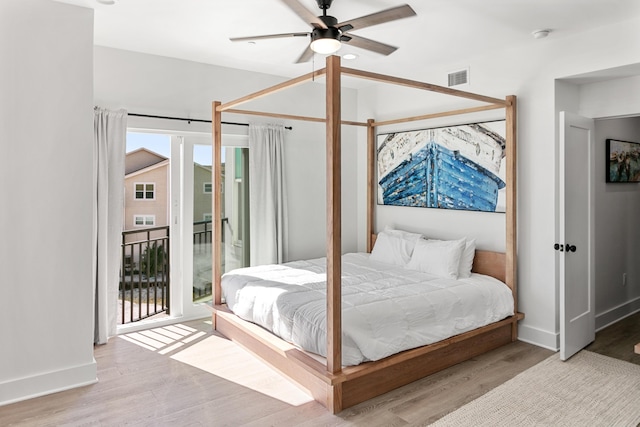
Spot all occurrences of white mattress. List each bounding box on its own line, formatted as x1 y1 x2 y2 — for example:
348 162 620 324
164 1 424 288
221 252 514 366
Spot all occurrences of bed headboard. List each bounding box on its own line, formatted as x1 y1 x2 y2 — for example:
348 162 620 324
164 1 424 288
369 233 507 287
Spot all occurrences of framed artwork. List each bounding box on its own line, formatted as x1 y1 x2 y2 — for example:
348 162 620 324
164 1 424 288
606 138 640 183
377 120 507 213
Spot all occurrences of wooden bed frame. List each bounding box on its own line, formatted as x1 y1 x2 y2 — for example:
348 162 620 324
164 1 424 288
211 55 519 413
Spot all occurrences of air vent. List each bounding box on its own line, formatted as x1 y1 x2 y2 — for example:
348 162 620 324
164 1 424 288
447 68 469 87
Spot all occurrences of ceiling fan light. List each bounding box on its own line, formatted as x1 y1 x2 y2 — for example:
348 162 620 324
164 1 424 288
310 38 342 54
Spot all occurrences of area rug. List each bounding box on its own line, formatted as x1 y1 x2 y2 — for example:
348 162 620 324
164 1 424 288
430 351 640 426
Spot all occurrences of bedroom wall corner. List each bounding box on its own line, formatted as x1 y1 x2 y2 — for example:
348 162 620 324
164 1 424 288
0 0 96 406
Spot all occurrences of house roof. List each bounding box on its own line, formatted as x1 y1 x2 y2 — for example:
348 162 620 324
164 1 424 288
125 147 168 175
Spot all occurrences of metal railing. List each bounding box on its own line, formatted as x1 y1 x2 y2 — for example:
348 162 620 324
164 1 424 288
120 226 170 324
192 219 230 301
119 219 229 323
193 220 213 301
193 219 212 249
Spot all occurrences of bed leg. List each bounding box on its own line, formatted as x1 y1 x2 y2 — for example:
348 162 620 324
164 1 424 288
212 312 217 330
328 383 343 414
511 315 521 341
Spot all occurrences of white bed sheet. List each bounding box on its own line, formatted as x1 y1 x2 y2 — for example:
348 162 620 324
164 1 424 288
221 252 514 366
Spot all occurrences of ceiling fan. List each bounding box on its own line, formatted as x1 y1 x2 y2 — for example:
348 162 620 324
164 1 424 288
230 0 417 63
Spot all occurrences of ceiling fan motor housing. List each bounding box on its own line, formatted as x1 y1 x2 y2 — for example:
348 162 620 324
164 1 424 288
312 26 340 43
318 15 338 28
314 15 341 42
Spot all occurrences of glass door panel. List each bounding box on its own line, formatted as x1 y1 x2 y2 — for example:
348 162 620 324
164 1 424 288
192 144 213 303
191 144 250 304
222 147 250 274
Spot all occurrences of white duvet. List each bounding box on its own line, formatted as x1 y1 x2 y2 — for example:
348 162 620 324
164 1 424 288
221 253 514 366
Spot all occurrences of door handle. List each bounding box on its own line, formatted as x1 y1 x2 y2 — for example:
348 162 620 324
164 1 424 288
554 243 576 252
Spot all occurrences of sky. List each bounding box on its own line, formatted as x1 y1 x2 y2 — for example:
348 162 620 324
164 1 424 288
126 132 216 165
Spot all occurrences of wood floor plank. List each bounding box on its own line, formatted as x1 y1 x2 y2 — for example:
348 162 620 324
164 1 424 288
2 315 634 426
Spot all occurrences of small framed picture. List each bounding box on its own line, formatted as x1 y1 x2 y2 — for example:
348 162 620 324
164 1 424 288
606 139 640 183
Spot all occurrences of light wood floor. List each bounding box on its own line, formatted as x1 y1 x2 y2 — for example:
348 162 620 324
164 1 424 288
0 318 572 426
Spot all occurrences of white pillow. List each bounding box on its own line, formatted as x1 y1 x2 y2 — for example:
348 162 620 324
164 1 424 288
406 238 466 279
458 238 476 279
422 237 476 278
370 232 415 266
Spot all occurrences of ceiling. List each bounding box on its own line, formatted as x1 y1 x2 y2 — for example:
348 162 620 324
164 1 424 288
57 0 640 81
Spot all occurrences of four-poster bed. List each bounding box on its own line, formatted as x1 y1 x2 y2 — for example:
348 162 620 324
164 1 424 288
211 55 519 413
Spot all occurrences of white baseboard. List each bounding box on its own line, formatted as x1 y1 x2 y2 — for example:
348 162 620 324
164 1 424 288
596 297 640 331
515 298 640 352
517 323 559 351
0 360 97 407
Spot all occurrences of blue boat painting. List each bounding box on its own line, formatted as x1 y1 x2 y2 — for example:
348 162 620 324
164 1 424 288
377 121 507 213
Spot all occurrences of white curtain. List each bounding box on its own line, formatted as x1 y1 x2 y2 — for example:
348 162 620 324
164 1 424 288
93 107 127 344
248 123 288 266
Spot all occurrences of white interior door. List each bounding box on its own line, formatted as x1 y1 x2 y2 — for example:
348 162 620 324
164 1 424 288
559 111 596 360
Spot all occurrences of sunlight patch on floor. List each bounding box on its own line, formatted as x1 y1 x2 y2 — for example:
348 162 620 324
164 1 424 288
118 322 313 406
170 334 314 406
119 323 205 353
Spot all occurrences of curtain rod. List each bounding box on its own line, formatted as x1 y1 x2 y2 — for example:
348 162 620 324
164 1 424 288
128 112 292 130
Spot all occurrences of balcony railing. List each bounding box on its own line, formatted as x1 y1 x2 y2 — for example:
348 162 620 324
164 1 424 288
193 220 213 301
119 219 224 324
120 226 170 325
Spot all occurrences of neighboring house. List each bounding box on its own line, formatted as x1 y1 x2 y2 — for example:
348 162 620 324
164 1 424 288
124 149 215 229
193 162 213 223
124 148 170 231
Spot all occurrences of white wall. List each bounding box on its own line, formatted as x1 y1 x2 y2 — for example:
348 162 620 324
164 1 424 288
0 0 96 405
593 117 640 328
95 47 360 261
356 16 640 350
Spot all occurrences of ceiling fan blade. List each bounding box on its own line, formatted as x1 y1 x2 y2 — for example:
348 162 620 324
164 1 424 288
230 32 309 42
295 45 315 63
342 33 397 56
336 4 416 32
281 0 328 29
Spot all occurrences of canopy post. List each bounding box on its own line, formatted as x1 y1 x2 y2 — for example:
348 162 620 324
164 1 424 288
213 101 223 306
326 55 342 375
367 119 375 253
505 95 517 340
